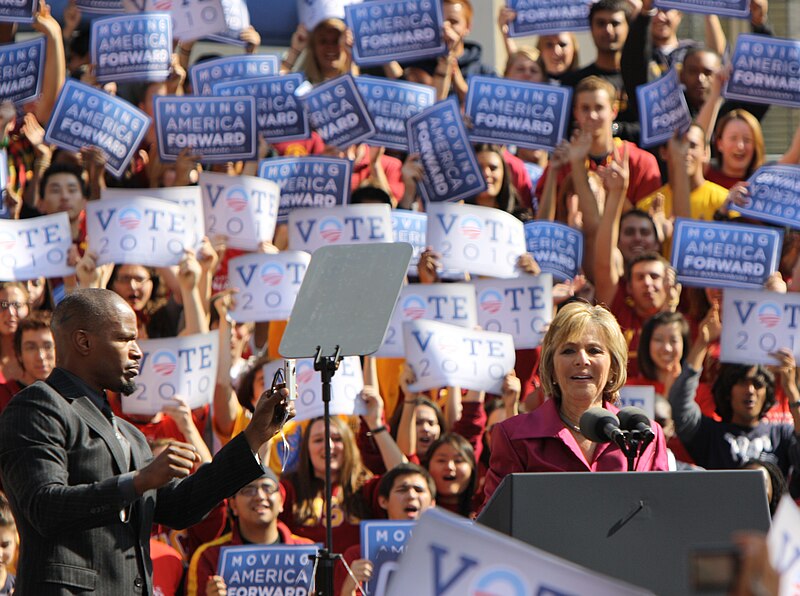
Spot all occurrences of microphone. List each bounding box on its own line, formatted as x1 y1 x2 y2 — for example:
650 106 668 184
579 407 624 444
617 407 656 446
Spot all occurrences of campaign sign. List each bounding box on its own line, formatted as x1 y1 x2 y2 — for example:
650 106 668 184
299 0 363 30
523 220 583 281
725 35 800 109
264 357 366 422
190 54 280 97
0 213 74 281
259 156 352 224
0 0 37 23
768 497 800 596
206 0 250 46
45 80 150 178
376 283 478 359
217 545 317 594
506 0 591 37
653 0 749 18
473 274 553 350
86 196 191 267
0 151 6 214
720 288 800 366
91 13 172 83
122 332 218 416
76 0 124 14
636 68 692 148
0 37 45 105
361 521 415 596
102 186 205 250
212 74 309 143
408 98 486 204
300 74 376 149
404 320 515 394
392 210 427 275
618 385 656 420
346 0 445 66
154 95 257 163
171 0 227 42
228 251 311 322
288 204 393 253
356 76 435 151
670 218 782 289
426 202 526 279
200 171 279 251
737 165 800 229
386 509 652 596
465 76 571 151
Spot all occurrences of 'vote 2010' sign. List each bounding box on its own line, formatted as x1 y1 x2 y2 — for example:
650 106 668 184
0 213 74 281
392 210 427 275
288 204 393 254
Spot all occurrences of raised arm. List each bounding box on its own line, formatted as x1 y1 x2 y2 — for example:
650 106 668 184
593 143 630 302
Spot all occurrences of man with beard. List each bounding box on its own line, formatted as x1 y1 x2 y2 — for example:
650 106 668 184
0 288 294 595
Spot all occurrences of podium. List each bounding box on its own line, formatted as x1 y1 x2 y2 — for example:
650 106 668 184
476 470 771 595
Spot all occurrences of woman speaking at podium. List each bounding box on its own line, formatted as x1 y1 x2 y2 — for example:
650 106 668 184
483 301 669 503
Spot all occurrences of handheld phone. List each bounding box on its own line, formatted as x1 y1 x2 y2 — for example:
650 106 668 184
284 359 297 402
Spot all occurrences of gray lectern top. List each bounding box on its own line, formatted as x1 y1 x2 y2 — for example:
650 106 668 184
280 243 412 358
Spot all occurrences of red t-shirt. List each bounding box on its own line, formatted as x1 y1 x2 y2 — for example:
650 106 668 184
503 149 533 210
351 153 405 204
150 539 185 596
272 133 325 157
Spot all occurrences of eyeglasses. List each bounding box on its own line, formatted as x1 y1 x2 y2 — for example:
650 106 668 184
0 301 26 311
239 483 280 497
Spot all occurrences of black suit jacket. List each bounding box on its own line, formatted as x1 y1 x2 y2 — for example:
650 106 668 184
0 368 264 595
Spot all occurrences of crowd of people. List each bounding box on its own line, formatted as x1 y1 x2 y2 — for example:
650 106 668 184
0 0 798 594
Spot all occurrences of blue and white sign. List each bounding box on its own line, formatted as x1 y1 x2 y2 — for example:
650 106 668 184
725 35 800 108
346 0 445 66
356 76 435 152
228 251 311 322
408 98 486 203
300 74 376 149
154 95 257 163
361 521 415 596
122 332 219 416
426 202 526 279
636 68 692 148
404 320 515 394
376 283 478 359
76 0 124 14
523 220 583 281
86 196 192 267
386 509 652 596
170 0 227 42
190 54 280 97
737 164 800 229
264 357 366 422
213 74 309 143
200 171 279 251
0 150 6 213
671 218 783 289
0 0 38 23
506 0 591 37
392 209 426 275
0 37 45 105
299 0 363 31
259 156 352 224
45 79 150 178
473 274 553 350
217 545 318 594
465 76 571 151
721 288 800 365
288 204 392 253
618 385 656 420
206 0 250 46
0 213 74 281
91 13 172 83
767 497 800 596
653 0 749 18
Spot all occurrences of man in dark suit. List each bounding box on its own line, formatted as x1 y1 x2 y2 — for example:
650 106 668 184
0 288 294 595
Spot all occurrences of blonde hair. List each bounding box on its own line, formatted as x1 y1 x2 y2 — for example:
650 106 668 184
504 47 541 77
539 302 627 404
298 18 350 85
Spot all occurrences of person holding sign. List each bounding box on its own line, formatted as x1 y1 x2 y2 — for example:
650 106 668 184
294 18 354 85
484 301 669 504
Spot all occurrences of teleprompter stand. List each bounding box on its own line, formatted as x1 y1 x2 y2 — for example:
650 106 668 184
279 243 412 596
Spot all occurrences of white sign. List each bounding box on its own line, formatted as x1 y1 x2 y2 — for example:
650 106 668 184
122 332 218 416
170 0 227 41
387 508 652 596
288 204 393 253
298 0 363 30
263 357 366 422
472 274 552 350
102 186 204 250
426 202 526 279
228 251 311 322
376 283 478 358
768 496 800 596
720 288 800 365
200 171 280 251
403 320 515 394
618 385 656 420
0 213 75 281
86 196 192 267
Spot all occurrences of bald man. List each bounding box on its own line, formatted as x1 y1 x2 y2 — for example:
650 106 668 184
0 288 294 595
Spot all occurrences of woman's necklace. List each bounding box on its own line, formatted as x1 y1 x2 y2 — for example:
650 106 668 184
558 410 582 434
